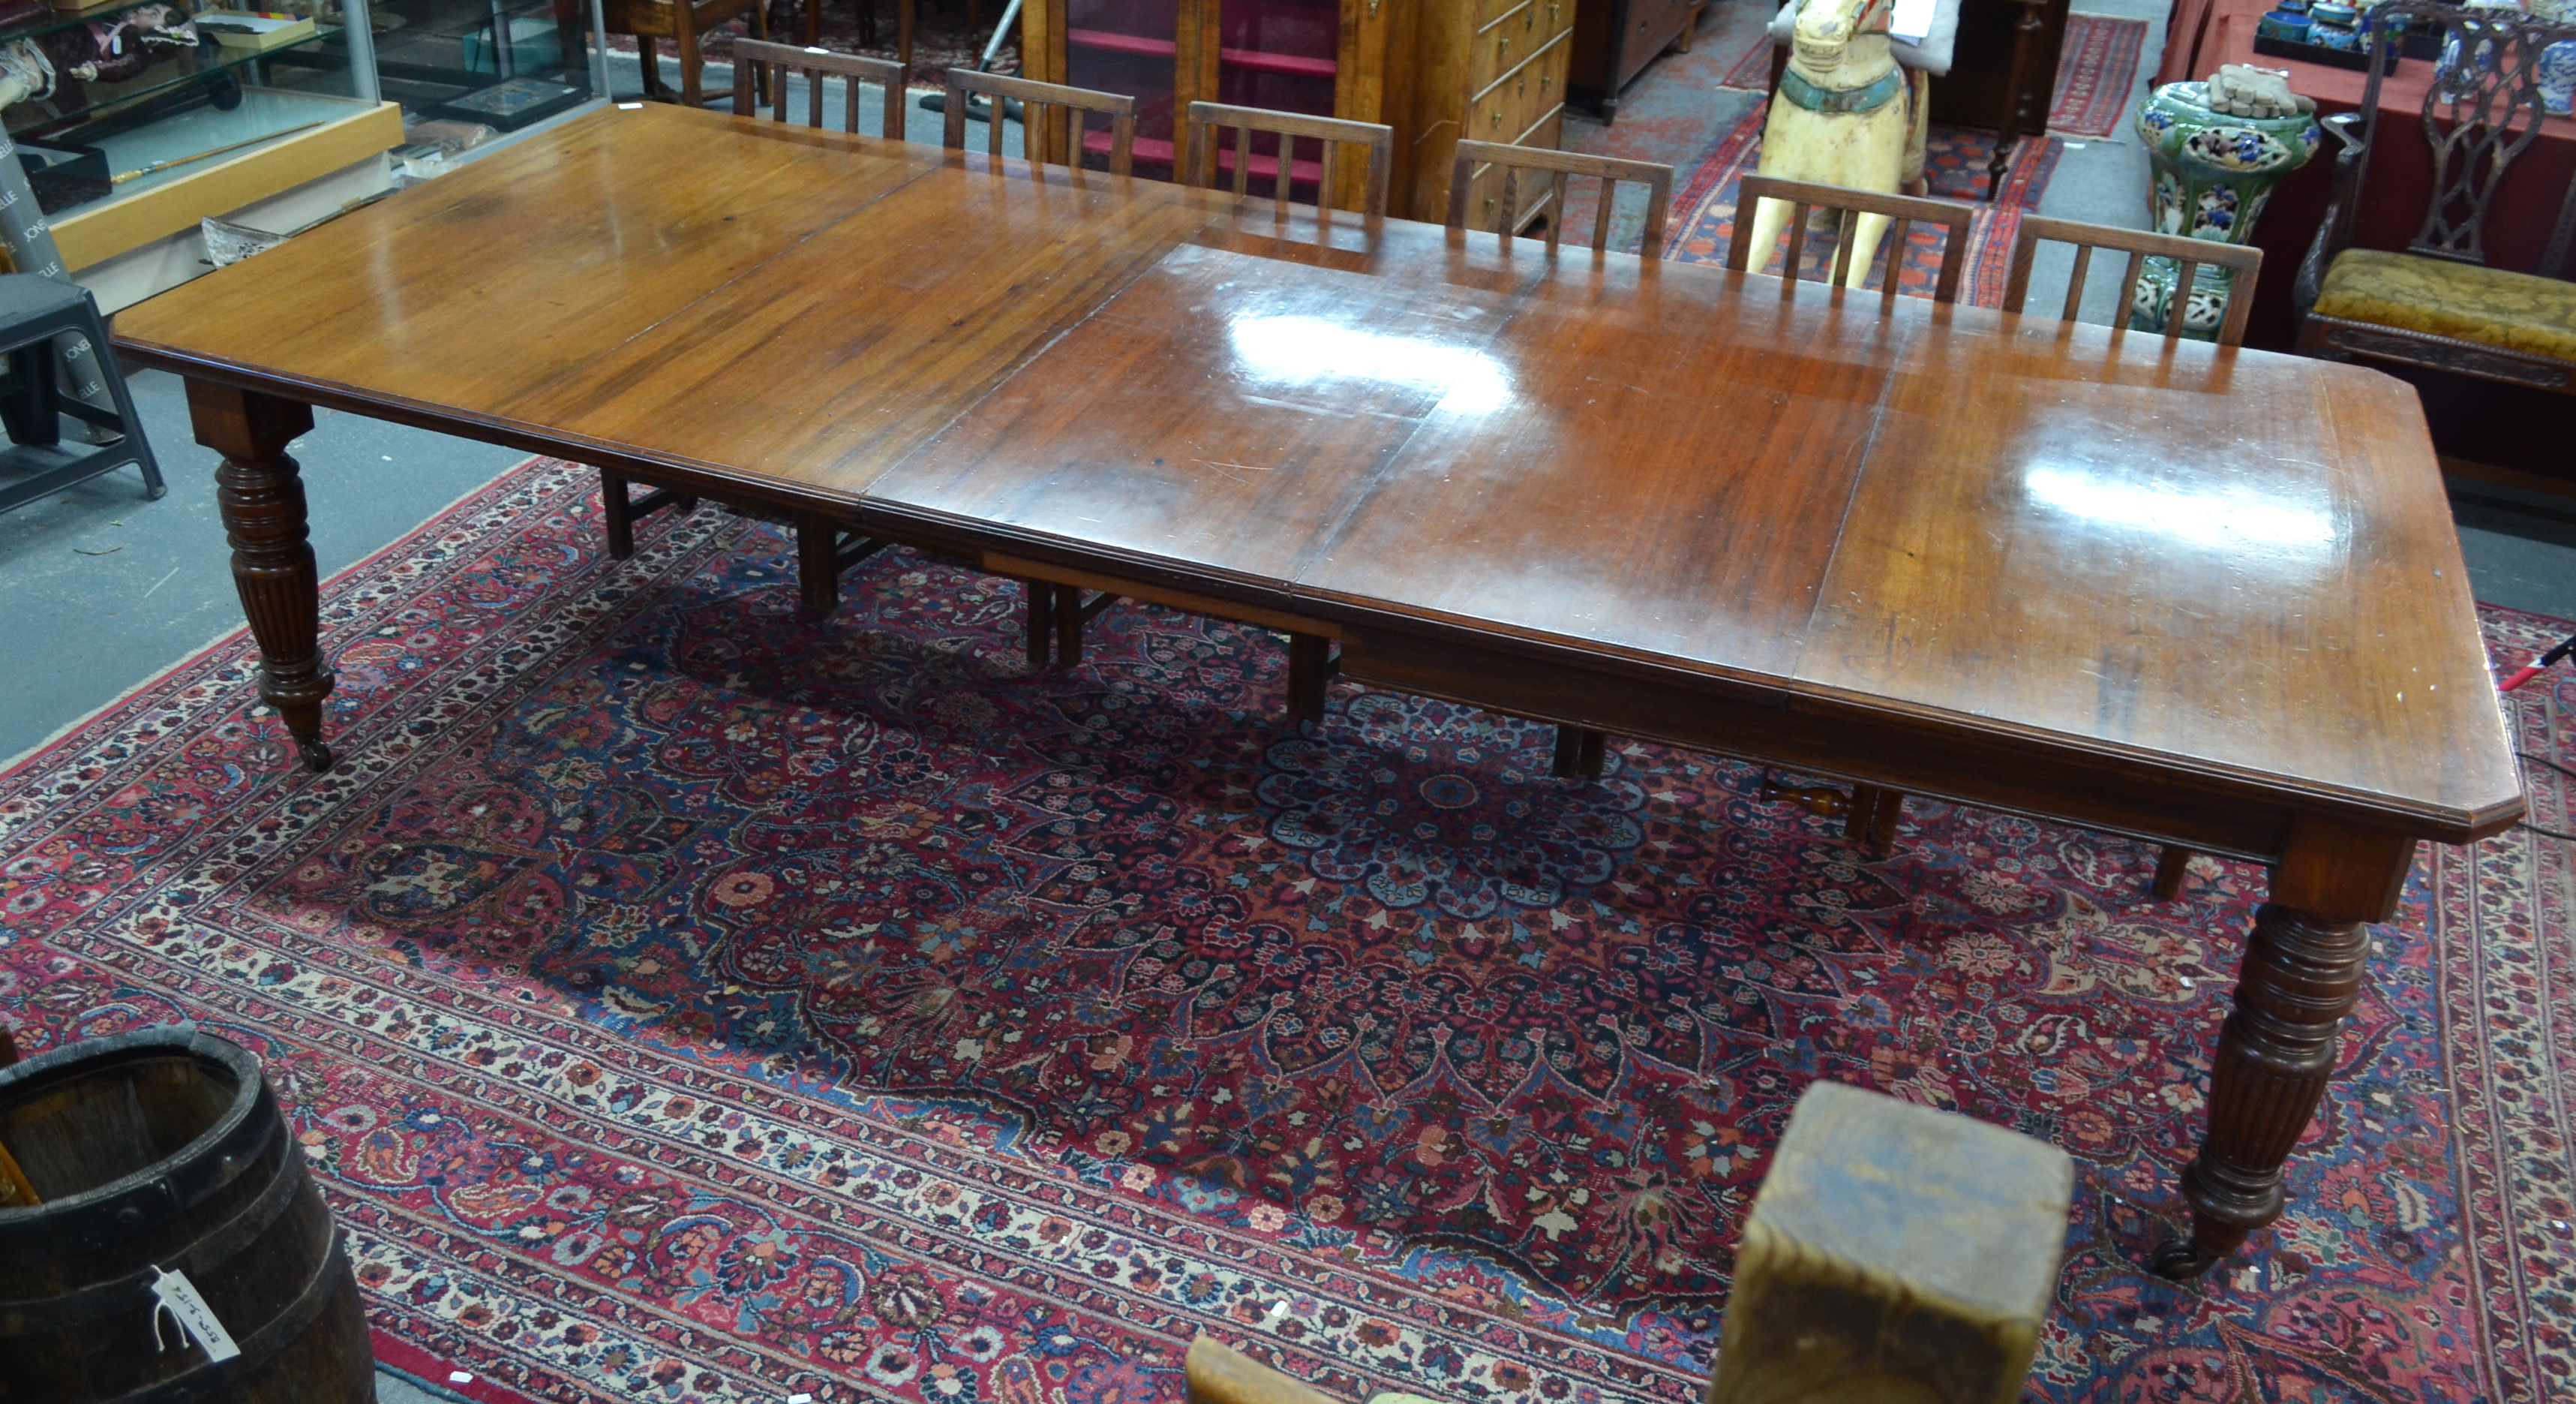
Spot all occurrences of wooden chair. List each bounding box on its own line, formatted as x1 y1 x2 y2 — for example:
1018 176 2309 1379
1727 173 1973 302
1183 101 1393 216
1725 180 1968 834
943 70 1136 176
2291 0 2576 395
2006 215 2265 347
1445 139 1674 254
601 0 764 110
1025 104 1383 721
1439 142 1674 775
2019 215 2260 898
1771 216 2267 894
594 41 917 616
730 36 905 137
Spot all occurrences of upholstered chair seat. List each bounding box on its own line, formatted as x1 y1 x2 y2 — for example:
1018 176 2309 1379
2312 248 2576 363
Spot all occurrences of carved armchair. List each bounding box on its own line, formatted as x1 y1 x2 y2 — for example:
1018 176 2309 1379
2292 0 2576 392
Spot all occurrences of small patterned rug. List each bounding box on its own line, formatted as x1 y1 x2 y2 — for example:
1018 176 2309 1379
2049 13 2148 137
1662 102 2061 303
2 457 2565 1402
1718 28 1776 90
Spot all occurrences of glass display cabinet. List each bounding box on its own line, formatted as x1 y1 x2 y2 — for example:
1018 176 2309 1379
1034 0 1386 197
1 0 602 304
1021 0 1578 222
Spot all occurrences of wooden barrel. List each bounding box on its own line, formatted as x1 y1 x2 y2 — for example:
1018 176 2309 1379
0 1027 373 1403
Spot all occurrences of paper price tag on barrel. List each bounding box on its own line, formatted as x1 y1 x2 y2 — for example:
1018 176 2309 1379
149 1266 243 1363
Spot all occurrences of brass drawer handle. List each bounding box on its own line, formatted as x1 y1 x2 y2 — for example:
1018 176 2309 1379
1491 108 1503 126
1498 33 1511 57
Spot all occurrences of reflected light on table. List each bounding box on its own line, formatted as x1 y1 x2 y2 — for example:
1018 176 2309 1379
2022 464 2337 557
1227 314 1509 414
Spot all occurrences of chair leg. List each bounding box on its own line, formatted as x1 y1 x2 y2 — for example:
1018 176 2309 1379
635 35 665 97
1551 726 1606 780
599 471 698 559
795 516 841 615
1287 633 1335 722
601 469 638 558
91 334 164 500
2152 844 2193 901
1845 784 1903 854
1022 579 1053 666
1055 582 1085 665
677 26 704 107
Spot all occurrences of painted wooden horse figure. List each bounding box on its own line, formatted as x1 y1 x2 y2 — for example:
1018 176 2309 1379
1745 0 1932 287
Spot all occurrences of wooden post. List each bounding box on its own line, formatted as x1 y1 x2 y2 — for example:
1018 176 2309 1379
1707 1081 2074 1404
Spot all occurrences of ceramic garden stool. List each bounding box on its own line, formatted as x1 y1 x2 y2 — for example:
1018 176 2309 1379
2134 80 2322 339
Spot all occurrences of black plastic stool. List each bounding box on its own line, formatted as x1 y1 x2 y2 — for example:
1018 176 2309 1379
0 273 161 516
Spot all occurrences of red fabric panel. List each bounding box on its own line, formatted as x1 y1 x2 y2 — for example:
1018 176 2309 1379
2157 0 2576 347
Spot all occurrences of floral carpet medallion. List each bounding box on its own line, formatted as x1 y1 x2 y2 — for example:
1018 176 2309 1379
2 458 2568 1402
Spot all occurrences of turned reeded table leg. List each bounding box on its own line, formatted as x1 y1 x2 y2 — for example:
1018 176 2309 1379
2154 819 2417 1279
188 380 333 773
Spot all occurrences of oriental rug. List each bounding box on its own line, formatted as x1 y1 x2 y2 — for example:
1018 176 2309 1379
2049 14 2149 137
1661 104 2061 302
2 455 2567 1403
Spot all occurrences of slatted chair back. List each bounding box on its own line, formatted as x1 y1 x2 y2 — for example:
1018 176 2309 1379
2005 215 2265 347
1445 140 1674 253
731 38 906 138
1182 102 1393 215
1728 173 1974 303
942 70 1136 176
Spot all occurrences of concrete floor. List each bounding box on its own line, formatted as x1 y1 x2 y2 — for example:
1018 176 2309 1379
0 9 2568 1398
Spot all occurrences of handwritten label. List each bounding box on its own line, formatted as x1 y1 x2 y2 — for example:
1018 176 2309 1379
150 1267 242 1363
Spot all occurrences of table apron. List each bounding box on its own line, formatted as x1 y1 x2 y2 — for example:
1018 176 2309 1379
1334 621 2455 864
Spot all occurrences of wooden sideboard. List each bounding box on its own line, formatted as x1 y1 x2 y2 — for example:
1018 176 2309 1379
1384 0 1578 224
1567 0 1706 117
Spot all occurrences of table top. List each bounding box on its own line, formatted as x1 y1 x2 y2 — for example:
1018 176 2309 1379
114 103 2525 846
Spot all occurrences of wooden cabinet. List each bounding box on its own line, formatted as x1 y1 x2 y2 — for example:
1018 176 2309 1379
1019 0 1575 221
1567 0 1705 117
1381 0 1575 224
1019 0 1392 203
1926 0 2067 137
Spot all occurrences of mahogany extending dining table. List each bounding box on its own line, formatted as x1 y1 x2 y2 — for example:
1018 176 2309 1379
110 101 2524 1282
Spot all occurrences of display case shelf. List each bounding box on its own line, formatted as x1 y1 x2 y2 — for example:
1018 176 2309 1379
16 25 347 142
1220 44 1329 76
0 0 206 53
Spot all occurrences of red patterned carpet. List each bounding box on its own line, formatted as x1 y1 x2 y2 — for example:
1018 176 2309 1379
1662 103 2061 302
2049 14 2149 137
2 457 2568 1402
